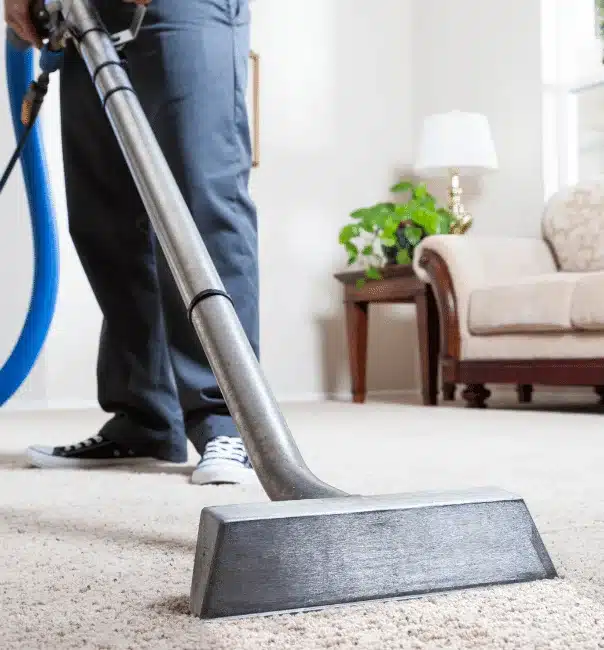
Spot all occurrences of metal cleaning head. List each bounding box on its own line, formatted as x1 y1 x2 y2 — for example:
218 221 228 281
190 487 557 619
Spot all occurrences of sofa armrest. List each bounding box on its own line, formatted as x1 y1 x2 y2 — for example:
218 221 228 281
413 235 558 360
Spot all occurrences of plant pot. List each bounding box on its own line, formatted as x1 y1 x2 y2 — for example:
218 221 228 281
382 244 399 265
382 223 419 265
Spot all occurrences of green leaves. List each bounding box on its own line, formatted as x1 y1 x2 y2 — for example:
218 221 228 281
413 183 428 200
404 226 423 246
394 203 411 220
390 180 414 194
339 225 360 266
396 248 411 265
365 266 381 280
361 244 374 256
408 203 453 235
391 181 437 206
350 203 394 233
339 223 360 244
382 214 399 239
339 178 455 283
411 207 442 235
355 266 381 289
437 208 453 232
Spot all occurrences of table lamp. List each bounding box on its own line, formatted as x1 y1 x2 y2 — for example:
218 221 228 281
414 110 498 234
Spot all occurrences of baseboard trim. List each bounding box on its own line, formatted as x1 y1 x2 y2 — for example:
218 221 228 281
285 385 597 404
285 389 417 403
0 386 597 413
1 391 416 412
1 399 100 413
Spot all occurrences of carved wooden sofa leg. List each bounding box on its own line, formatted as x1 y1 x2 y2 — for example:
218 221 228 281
517 384 533 404
462 384 491 408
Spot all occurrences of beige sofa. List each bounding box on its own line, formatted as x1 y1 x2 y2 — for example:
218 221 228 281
412 179 604 407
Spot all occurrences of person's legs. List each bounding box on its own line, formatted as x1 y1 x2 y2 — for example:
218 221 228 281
26 29 189 468
124 0 259 482
27 0 259 483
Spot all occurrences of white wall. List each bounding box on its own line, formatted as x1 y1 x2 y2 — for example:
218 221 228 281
250 0 417 399
0 0 416 409
411 0 545 238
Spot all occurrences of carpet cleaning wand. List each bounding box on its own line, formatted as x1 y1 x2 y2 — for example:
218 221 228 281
4 0 343 498
4 0 558 619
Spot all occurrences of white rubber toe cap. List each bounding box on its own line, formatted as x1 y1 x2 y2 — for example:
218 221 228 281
191 459 256 486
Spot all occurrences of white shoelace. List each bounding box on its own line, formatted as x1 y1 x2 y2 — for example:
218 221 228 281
201 436 249 465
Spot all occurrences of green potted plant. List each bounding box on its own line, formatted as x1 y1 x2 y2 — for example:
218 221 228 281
338 180 454 285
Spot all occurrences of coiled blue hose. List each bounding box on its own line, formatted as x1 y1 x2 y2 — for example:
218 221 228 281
1 40 60 406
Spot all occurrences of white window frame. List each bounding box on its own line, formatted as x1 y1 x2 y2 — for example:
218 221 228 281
541 0 604 201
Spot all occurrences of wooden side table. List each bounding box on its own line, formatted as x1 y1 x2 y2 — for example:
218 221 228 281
334 265 440 405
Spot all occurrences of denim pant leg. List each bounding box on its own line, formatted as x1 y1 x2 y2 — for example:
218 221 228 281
61 0 258 459
118 0 259 455
60 41 188 463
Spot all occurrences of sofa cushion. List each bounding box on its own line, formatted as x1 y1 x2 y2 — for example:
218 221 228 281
542 180 604 272
468 273 582 335
571 272 604 330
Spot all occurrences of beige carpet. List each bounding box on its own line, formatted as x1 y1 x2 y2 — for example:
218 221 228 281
1 398 603 649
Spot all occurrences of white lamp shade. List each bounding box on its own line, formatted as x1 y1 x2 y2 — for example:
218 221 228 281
414 110 498 176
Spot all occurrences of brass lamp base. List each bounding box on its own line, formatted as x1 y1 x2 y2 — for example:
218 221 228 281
448 170 473 234
450 214 473 234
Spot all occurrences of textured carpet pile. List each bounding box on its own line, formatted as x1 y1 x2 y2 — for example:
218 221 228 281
1 399 603 649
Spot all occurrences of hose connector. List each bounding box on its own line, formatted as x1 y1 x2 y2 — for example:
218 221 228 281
20 72 50 127
18 43 63 128
40 44 64 73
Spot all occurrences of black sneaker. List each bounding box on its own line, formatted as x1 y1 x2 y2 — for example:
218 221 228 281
26 434 154 469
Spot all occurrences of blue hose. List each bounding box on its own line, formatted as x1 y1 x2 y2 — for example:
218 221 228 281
1 41 60 406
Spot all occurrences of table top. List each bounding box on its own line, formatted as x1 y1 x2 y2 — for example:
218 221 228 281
334 263 415 285
334 263 423 303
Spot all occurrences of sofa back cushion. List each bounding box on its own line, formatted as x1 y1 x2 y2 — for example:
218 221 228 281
542 180 604 271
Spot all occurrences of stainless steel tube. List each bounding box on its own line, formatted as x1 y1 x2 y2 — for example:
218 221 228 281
64 0 346 501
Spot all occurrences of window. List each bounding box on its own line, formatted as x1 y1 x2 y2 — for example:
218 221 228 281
541 0 604 199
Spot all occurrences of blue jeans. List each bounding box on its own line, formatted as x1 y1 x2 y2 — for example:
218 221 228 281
59 0 259 462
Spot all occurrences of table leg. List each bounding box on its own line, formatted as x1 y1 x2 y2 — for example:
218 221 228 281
345 301 368 403
443 383 456 401
415 286 439 405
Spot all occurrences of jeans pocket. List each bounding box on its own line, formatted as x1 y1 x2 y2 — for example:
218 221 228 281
230 0 250 25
